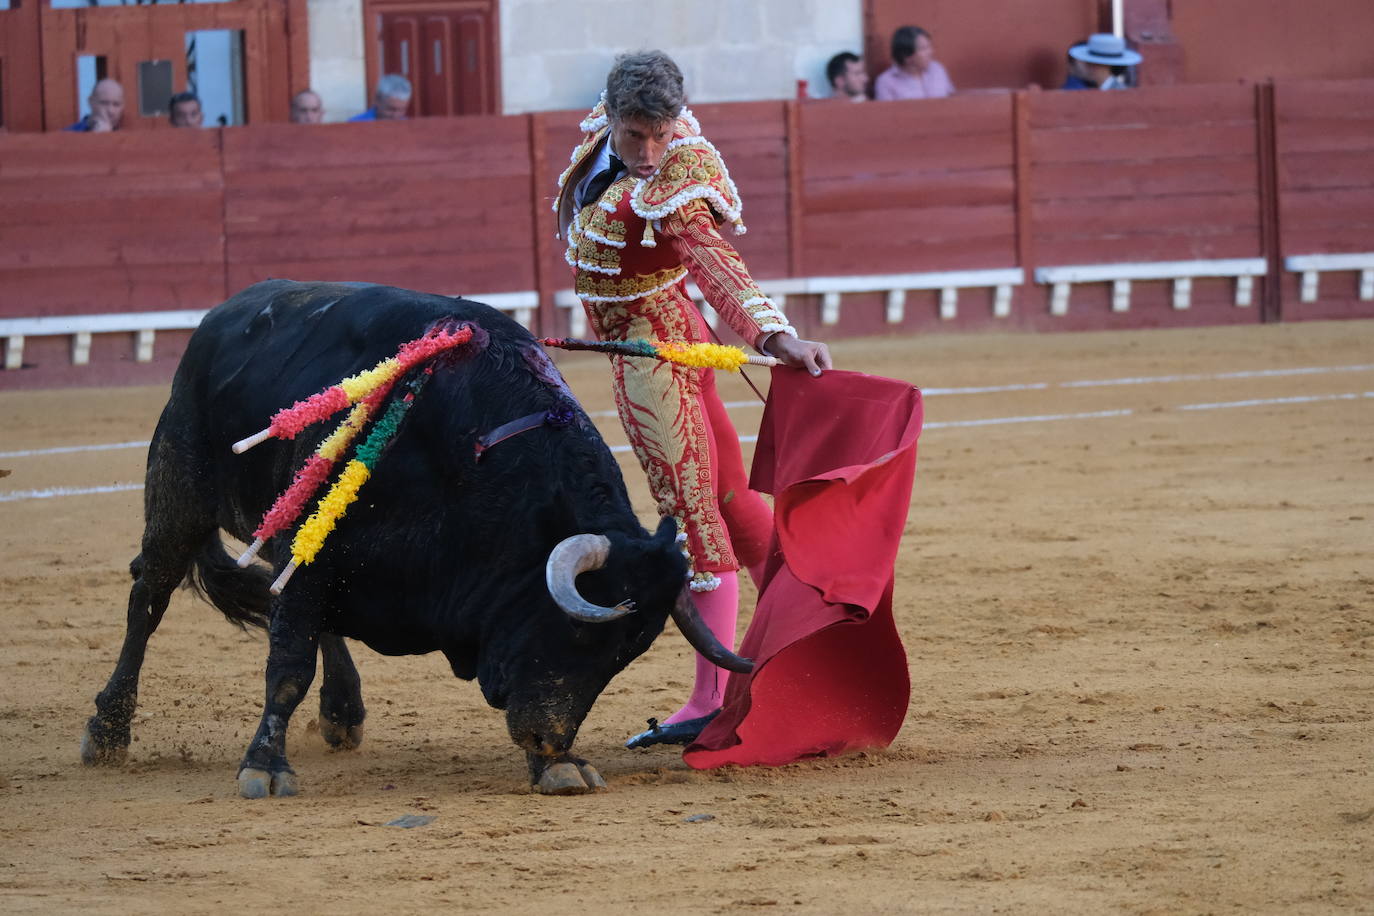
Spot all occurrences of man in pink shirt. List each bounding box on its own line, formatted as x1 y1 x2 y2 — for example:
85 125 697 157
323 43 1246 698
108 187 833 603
874 25 955 100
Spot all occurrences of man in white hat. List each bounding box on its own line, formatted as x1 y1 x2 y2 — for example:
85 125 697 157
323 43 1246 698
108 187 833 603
1063 33 1142 90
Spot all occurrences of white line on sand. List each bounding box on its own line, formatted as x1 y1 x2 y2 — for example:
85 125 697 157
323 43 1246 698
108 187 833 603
3 382 1370 502
0 483 144 503
0 440 149 460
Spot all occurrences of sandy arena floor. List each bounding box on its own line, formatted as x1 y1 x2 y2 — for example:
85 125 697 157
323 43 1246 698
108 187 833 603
1 320 1371 914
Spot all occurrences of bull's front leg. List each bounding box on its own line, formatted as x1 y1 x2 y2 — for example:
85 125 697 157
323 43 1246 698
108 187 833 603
507 682 608 796
238 599 321 798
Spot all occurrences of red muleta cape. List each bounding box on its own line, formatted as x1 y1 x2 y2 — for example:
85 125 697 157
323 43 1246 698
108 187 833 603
683 368 923 768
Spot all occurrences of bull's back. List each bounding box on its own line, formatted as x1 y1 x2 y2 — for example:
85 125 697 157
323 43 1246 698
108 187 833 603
178 282 508 434
187 282 485 399
158 280 522 536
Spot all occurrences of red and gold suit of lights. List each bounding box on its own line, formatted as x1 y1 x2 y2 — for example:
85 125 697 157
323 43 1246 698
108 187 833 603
554 99 796 591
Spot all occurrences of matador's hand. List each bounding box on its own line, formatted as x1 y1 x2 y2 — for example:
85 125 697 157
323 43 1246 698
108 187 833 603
763 334 832 377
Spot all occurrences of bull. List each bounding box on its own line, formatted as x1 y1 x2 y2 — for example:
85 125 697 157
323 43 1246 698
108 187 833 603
81 279 750 796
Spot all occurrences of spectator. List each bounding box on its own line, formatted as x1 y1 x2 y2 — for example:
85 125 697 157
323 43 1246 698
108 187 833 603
290 89 325 124
349 74 412 121
1063 34 1141 90
874 26 955 100
66 78 125 132
825 51 869 102
169 92 203 128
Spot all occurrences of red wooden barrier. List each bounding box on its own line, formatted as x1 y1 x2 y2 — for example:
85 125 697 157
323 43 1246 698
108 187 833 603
798 94 1017 277
3 80 1372 389
1022 83 1266 331
692 101 792 282
534 107 590 338
787 94 1019 337
1274 79 1374 321
0 130 228 317
222 117 535 297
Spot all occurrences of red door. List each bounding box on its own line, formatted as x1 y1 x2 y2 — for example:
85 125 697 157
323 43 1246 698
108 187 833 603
378 6 496 117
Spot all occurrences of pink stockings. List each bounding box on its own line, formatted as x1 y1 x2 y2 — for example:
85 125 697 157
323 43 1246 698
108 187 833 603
663 571 740 724
658 372 773 725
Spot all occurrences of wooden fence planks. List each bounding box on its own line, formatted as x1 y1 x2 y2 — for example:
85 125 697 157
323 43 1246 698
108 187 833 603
1028 83 1256 130
797 94 1017 276
2 79 1373 384
691 101 791 280
221 118 535 295
1274 79 1374 319
0 130 226 316
1030 159 1259 201
1272 79 1374 122
1029 84 1264 272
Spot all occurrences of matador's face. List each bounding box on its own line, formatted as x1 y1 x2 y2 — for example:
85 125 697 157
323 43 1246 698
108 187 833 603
609 116 673 179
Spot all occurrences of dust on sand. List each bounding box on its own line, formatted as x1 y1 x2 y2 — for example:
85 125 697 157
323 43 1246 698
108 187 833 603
1 320 1370 914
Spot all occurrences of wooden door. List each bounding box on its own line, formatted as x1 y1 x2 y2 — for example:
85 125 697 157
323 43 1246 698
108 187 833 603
0 2 44 132
372 1 499 117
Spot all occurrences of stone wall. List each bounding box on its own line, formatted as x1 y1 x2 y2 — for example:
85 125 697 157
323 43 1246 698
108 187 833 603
307 0 368 122
499 0 865 113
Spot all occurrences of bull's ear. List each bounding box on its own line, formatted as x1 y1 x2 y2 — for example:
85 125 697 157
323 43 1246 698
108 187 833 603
652 515 680 547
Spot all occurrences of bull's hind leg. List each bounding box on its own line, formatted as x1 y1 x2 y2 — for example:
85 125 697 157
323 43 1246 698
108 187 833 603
81 549 192 765
317 633 365 750
237 595 321 798
82 434 218 766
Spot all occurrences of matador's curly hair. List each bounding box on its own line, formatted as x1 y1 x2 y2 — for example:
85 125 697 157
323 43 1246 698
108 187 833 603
605 50 685 125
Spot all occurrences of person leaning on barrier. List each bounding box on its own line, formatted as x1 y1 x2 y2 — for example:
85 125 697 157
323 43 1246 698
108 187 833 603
66 78 125 132
874 25 954 100
1063 33 1141 91
349 74 412 121
169 92 204 128
825 51 869 102
290 89 325 124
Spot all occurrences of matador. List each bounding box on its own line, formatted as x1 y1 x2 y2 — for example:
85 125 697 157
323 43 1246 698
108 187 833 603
554 51 831 748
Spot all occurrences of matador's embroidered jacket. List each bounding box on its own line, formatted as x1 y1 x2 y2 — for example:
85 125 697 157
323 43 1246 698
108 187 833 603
554 100 796 591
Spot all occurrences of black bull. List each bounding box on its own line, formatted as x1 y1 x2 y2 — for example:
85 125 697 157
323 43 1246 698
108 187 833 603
81 280 750 796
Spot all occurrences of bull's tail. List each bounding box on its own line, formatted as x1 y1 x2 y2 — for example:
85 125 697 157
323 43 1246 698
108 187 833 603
185 534 272 630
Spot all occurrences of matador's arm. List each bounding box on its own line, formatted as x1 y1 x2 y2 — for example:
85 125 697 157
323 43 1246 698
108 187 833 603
661 199 797 352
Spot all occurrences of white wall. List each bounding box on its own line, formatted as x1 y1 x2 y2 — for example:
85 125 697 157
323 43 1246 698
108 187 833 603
304 0 866 120
500 0 864 113
307 0 369 122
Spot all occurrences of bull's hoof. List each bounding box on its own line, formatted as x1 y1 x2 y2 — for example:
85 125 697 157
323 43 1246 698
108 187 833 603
535 761 607 795
319 716 365 751
237 767 300 799
80 719 128 766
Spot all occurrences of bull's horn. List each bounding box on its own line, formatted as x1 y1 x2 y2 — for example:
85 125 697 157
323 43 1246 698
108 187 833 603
545 534 637 622
671 587 755 674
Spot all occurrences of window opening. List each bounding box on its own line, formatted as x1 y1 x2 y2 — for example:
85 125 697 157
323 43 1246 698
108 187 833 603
185 29 245 125
75 54 109 119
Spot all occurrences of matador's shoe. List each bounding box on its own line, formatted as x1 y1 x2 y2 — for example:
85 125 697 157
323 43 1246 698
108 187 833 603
624 710 720 749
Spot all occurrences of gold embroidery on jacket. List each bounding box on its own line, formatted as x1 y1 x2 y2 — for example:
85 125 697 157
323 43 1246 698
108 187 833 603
575 231 621 275
575 265 687 301
583 202 628 247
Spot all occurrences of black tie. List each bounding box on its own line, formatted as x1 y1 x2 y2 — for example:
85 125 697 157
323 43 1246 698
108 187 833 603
581 153 625 207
